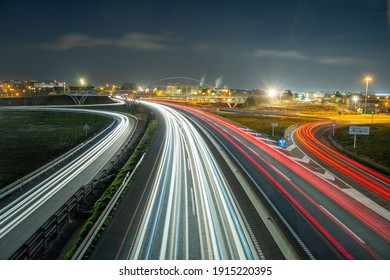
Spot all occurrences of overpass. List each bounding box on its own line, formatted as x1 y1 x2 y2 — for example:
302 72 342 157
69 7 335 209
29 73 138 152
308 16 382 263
145 76 249 108
67 77 249 108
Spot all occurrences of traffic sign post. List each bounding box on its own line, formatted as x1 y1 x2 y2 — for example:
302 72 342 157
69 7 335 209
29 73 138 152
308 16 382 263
278 138 287 147
349 126 370 148
271 123 278 137
83 123 90 137
332 122 336 136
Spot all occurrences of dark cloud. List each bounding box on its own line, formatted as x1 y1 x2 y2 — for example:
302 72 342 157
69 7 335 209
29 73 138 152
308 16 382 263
0 0 389 92
43 33 172 51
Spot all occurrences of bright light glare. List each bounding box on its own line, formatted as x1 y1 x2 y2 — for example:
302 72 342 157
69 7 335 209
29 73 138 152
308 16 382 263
268 88 277 97
364 76 372 82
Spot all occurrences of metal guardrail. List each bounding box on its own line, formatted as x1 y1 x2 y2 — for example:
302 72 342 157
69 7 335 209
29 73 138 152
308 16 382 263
9 184 93 259
8 116 141 260
72 153 145 260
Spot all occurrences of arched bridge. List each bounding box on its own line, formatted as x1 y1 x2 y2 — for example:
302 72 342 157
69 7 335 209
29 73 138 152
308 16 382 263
67 76 248 108
145 76 248 108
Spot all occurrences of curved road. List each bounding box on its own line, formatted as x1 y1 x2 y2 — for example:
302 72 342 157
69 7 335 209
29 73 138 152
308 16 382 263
92 102 389 260
0 108 136 259
168 103 390 259
295 121 390 202
92 102 280 260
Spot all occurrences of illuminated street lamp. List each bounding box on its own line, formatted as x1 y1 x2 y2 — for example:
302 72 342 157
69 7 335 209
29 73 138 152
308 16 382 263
364 76 372 113
353 95 359 110
268 88 277 98
80 78 86 87
268 88 277 109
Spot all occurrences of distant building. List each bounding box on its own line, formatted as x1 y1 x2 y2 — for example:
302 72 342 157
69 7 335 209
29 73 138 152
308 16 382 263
155 82 201 95
346 94 383 113
0 80 67 96
294 91 325 102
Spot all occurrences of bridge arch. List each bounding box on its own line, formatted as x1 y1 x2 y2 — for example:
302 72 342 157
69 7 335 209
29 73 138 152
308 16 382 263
67 87 97 105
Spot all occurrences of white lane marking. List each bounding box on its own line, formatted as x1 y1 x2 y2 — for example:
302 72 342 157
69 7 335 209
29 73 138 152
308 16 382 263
191 187 196 216
319 205 365 244
342 189 390 221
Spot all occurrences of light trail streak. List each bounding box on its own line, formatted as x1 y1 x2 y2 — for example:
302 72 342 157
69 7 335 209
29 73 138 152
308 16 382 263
295 121 390 200
0 109 133 240
130 102 260 260
159 102 389 259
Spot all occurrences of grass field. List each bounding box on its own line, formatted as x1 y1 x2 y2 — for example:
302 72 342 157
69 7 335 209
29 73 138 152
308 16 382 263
221 114 316 139
0 111 113 189
333 123 390 172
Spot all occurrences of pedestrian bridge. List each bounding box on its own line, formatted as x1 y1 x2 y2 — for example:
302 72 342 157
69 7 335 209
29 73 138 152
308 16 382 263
68 76 249 108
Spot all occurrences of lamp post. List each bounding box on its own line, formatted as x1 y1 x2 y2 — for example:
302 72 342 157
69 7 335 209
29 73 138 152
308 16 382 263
364 76 372 114
353 96 358 111
79 78 86 93
268 88 277 110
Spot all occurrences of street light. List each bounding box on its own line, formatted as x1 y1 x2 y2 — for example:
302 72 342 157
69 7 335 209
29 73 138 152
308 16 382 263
364 76 372 114
80 78 86 87
268 88 277 110
353 95 359 110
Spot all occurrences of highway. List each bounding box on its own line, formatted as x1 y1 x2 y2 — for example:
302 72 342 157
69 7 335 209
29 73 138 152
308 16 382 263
91 101 390 260
164 103 390 259
5 103 387 260
295 121 390 202
92 102 281 260
0 108 136 259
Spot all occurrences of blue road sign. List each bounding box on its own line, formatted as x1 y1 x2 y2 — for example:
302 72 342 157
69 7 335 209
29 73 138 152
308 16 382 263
278 138 287 147
83 123 90 136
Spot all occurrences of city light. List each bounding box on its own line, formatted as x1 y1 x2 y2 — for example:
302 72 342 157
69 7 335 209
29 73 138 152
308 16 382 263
353 95 359 109
268 88 277 97
364 76 372 113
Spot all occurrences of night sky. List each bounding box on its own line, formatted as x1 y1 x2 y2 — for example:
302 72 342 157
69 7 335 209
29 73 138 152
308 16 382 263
1 0 389 92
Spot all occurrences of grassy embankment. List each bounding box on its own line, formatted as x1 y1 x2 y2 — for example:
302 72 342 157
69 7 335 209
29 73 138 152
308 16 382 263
218 112 316 140
0 111 112 189
332 123 390 174
64 113 157 259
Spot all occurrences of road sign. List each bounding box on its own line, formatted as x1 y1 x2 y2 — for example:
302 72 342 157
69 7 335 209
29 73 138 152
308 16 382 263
83 123 90 136
331 122 337 136
349 126 370 135
349 126 369 148
278 138 287 147
271 123 278 137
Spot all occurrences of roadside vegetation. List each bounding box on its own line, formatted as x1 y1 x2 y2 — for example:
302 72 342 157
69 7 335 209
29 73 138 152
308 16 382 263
0 111 112 189
333 123 390 173
219 112 317 140
64 115 157 259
